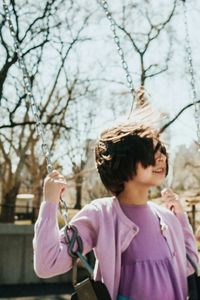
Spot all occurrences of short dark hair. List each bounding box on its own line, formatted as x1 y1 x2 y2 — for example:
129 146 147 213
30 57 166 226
95 122 168 195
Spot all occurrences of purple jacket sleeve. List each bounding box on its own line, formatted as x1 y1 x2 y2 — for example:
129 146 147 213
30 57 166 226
33 201 72 278
177 213 199 275
33 201 98 278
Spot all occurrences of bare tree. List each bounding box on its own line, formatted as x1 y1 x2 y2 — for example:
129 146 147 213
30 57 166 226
98 1 199 134
159 100 200 133
117 1 177 86
0 0 94 222
97 0 177 92
61 93 97 209
0 0 198 223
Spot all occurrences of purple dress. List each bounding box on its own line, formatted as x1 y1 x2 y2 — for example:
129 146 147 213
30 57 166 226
118 203 185 300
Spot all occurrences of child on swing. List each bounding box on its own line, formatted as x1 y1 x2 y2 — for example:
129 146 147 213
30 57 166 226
33 122 198 300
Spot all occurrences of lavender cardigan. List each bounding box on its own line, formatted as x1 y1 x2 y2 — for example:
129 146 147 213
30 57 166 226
33 197 198 300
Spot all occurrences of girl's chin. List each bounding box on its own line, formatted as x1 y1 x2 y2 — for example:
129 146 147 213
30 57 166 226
153 177 165 185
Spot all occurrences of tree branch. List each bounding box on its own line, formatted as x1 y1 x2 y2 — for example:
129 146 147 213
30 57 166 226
0 121 71 130
159 100 200 133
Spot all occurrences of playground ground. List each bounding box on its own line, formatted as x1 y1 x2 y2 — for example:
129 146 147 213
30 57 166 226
0 292 71 300
1 297 70 300
0 283 73 300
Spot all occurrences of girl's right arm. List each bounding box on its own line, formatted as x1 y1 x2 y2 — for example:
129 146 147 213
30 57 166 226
33 200 72 278
33 170 98 278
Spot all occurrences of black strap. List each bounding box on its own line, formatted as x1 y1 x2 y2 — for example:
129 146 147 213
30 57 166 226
186 254 199 275
72 257 78 286
64 225 94 286
64 225 83 257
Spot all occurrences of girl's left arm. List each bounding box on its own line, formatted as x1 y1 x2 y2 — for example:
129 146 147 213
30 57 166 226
161 188 199 273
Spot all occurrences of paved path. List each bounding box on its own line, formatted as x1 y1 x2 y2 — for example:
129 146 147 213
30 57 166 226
0 283 73 300
1 296 70 300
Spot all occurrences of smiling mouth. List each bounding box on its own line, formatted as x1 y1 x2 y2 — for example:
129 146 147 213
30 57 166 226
153 167 165 174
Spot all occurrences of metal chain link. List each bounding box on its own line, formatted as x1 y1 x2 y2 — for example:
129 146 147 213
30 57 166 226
3 0 53 172
3 0 69 220
100 0 135 116
182 1 200 146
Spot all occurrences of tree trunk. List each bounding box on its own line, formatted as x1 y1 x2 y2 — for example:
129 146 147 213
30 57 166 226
74 175 83 209
33 184 43 219
0 183 20 223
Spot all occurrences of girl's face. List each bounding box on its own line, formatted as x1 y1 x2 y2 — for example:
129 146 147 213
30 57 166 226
133 147 167 188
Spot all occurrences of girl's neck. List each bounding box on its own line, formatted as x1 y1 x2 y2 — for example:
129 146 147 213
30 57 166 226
118 183 149 205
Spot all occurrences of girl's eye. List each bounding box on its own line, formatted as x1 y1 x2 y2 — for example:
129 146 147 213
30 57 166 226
161 146 167 155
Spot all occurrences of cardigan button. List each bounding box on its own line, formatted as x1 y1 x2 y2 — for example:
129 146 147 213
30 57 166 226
160 223 168 234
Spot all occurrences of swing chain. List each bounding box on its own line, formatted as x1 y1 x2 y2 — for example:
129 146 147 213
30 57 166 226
3 0 69 223
100 0 135 115
3 0 53 172
182 1 200 145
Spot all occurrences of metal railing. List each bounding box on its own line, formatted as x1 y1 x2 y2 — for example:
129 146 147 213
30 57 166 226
0 203 37 223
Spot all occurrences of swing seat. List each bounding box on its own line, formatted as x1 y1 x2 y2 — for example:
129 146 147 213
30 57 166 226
71 277 112 300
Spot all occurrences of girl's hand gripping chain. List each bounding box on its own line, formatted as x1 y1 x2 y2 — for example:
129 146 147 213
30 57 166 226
161 188 184 215
43 170 67 204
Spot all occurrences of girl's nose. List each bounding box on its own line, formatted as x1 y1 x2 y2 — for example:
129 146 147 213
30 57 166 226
155 152 166 162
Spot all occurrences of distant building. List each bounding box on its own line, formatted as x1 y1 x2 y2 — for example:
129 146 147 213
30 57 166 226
82 140 109 204
172 143 200 191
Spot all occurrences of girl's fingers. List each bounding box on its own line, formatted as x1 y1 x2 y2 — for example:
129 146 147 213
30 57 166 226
60 187 66 197
48 170 61 178
47 171 65 181
165 200 176 207
161 188 172 195
163 196 177 202
165 202 175 212
161 188 184 214
54 180 67 186
161 189 178 202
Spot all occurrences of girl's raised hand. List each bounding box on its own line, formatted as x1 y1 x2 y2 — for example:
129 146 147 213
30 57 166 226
161 188 184 215
43 170 67 204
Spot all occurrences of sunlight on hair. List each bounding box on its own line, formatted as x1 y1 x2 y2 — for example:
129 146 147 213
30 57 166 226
101 86 168 139
128 86 167 130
